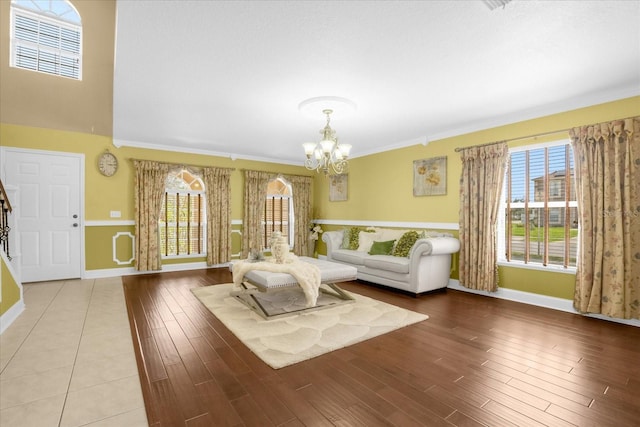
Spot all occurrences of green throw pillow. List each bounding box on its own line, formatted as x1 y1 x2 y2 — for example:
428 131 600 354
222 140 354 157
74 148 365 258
392 231 420 257
368 240 395 255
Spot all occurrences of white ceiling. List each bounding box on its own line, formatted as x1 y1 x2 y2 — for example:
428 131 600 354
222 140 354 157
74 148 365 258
112 0 640 165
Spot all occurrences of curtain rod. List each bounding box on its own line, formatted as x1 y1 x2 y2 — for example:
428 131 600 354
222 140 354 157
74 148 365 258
454 128 567 152
240 169 315 179
128 158 235 171
454 115 639 153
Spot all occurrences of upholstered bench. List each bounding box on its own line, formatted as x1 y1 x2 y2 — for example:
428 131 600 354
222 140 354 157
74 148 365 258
229 256 357 319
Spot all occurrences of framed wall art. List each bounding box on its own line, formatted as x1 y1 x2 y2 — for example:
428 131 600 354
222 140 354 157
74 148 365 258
329 173 348 201
413 156 447 196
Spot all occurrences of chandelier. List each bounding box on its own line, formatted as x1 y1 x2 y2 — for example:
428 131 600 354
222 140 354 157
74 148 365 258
302 108 352 175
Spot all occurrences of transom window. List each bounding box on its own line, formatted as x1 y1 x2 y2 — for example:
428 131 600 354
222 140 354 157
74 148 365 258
159 170 206 257
10 0 82 79
263 178 294 249
498 140 578 269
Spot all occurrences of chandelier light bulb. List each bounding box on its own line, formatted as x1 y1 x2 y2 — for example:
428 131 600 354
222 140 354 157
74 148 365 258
320 140 334 154
301 106 351 176
302 142 316 156
338 144 352 158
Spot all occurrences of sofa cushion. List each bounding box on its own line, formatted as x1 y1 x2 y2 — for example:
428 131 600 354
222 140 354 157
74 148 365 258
393 231 420 257
377 228 411 243
363 255 410 274
332 249 367 265
368 240 395 255
357 230 381 252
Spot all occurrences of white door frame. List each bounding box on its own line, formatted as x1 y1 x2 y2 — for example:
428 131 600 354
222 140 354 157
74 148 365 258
0 146 86 280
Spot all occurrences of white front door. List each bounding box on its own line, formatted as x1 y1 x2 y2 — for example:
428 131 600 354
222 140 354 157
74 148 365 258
1 148 83 282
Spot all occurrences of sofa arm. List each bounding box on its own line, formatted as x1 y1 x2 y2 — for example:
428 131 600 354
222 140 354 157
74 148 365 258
410 237 460 258
322 230 344 258
408 236 460 292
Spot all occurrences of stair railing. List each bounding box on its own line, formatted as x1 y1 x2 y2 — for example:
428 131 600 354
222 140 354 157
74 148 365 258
0 180 13 260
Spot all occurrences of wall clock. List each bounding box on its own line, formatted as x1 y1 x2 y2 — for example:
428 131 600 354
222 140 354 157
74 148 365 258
98 150 118 177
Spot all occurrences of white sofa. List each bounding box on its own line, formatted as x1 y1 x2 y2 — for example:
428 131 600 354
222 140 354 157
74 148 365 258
322 228 460 295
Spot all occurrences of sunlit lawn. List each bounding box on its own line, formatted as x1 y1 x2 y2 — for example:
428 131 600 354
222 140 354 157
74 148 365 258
511 224 578 242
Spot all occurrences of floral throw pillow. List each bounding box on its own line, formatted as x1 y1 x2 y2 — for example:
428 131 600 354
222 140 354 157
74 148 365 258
340 228 352 249
392 231 420 257
340 227 361 250
348 228 363 250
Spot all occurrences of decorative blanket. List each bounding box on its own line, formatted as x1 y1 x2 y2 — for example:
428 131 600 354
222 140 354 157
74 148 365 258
232 255 322 307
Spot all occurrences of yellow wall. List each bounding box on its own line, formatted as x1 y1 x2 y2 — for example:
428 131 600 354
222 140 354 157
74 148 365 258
85 225 135 270
316 96 640 223
0 124 312 220
499 266 575 300
0 0 116 137
315 96 640 299
2 1 639 303
0 122 315 270
0 256 20 316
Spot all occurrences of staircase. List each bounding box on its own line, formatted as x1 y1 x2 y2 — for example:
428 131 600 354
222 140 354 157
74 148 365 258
0 179 23 334
0 180 13 259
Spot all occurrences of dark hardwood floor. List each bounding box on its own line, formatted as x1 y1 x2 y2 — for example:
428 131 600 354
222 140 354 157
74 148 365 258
122 268 640 426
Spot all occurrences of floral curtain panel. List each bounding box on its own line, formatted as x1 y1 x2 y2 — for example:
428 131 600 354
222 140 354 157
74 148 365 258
133 160 169 271
458 142 508 292
569 116 640 320
287 175 313 256
242 170 275 258
203 167 233 265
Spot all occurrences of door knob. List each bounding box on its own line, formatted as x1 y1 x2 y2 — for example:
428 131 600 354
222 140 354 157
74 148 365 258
73 223 78 227
73 214 78 218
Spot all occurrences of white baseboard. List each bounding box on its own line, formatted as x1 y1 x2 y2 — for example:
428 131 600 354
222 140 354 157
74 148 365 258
447 279 640 328
83 261 230 279
0 299 25 335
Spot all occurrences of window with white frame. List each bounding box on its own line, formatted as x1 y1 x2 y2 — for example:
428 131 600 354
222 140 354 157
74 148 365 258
10 0 82 80
498 140 578 269
262 178 294 249
159 170 206 257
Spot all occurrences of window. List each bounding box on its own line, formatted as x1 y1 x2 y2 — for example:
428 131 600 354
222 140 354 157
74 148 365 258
159 170 206 257
263 178 294 249
10 0 82 80
498 140 578 269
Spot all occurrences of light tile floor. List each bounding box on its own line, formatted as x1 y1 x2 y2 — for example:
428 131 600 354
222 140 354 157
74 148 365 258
0 278 148 427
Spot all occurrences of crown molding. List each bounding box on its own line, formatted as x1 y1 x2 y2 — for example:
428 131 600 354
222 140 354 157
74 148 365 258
353 87 640 159
112 138 303 167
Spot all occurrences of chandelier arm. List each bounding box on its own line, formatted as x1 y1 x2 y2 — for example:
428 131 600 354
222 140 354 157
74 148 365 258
331 159 347 175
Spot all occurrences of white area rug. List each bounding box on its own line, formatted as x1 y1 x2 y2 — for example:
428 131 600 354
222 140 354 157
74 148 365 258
191 283 428 369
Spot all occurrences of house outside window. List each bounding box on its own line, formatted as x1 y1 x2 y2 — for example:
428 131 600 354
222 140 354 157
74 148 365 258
498 140 578 269
263 178 294 250
10 0 82 80
159 170 206 257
